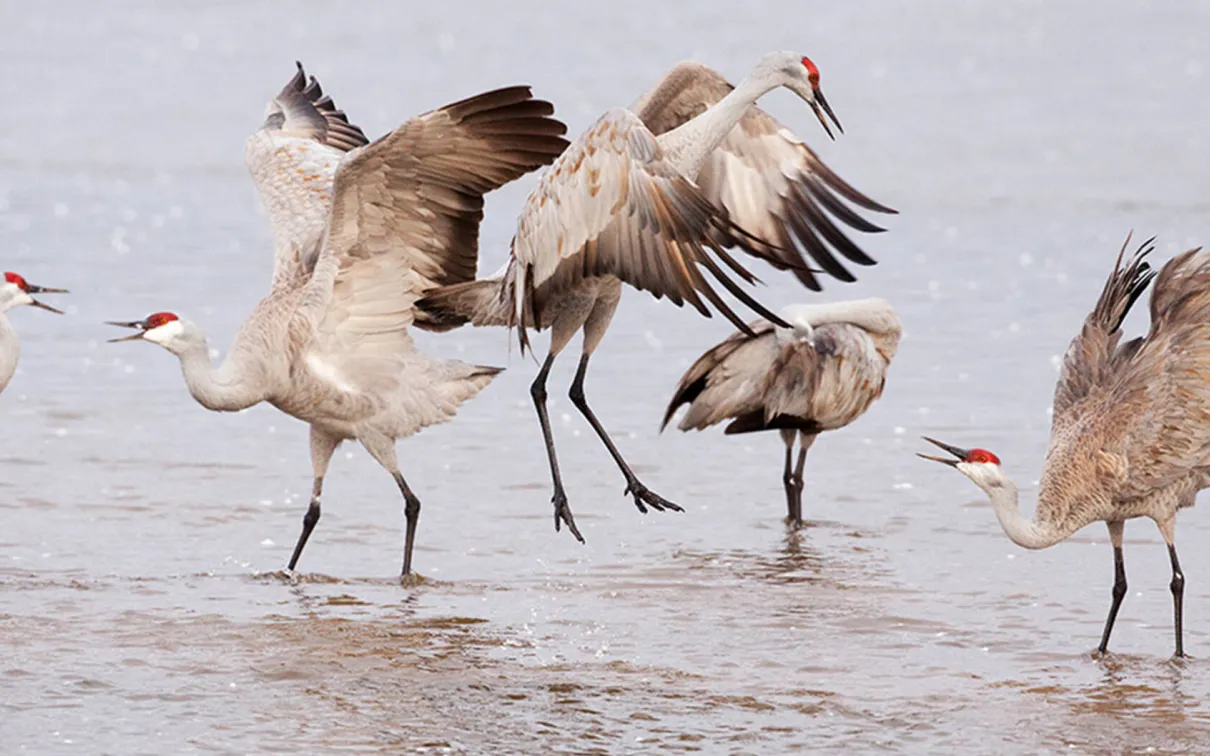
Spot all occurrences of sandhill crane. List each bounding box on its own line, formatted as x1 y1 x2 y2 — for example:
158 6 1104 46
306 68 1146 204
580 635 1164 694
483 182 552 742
919 236 1210 658
1 272 67 394
107 63 569 579
662 298 901 525
417 52 896 542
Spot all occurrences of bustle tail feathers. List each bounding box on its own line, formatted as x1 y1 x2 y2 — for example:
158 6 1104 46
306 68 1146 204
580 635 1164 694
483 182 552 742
414 278 512 332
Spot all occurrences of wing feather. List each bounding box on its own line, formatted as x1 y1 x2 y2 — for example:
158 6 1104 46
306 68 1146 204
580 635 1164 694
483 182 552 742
1039 240 1210 518
1050 235 1156 427
1108 246 1210 497
298 86 569 389
244 63 370 288
634 61 896 290
507 108 788 355
661 320 776 431
663 306 898 435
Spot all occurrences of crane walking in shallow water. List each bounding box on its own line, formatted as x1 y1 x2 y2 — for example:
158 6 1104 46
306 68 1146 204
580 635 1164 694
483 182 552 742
1 272 68 394
108 63 569 579
920 236 1210 657
663 298 901 525
418 52 896 542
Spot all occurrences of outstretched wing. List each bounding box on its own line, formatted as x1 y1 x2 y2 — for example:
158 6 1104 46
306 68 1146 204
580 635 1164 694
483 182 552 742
1050 235 1156 429
1103 245 1210 499
633 61 896 291
507 108 793 355
244 62 371 287
298 86 569 395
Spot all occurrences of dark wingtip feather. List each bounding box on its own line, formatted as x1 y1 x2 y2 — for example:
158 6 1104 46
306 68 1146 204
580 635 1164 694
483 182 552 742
659 384 697 432
1098 232 1156 334
272 61 370 152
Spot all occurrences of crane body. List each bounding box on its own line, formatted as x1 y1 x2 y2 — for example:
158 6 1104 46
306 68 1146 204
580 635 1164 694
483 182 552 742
664 298 901 524
921 236 1210 657
418 52 897 541
109 64 569 578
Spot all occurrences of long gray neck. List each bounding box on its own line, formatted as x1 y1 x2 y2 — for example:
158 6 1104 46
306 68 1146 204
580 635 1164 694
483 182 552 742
659 73 778 179
0 312 17 392
176 340 265 412
985 477 1078 550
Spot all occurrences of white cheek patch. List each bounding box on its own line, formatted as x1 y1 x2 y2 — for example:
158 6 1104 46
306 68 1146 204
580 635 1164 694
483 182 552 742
146 319 185 344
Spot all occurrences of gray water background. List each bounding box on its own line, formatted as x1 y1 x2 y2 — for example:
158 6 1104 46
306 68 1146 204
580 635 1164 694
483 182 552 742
3 1 1210 752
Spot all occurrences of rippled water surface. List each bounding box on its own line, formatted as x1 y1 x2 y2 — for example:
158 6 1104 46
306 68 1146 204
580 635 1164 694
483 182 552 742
4 1 1210 753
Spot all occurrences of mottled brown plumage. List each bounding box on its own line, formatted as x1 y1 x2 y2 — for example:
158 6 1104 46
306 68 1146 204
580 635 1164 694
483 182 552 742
416 53 896 543
114 65 570 579
920 235 1210 657
633 61 897 290
664 299 901 524
267 61 371 153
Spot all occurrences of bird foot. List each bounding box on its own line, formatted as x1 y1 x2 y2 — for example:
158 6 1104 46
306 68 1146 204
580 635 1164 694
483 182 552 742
624 480 683 514
263 569 303 585
399 572 430 589
552 489 585 544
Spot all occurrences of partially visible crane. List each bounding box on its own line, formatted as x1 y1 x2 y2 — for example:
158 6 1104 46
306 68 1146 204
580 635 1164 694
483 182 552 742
108 64 569 579
0 272 67 394
418 52 896 542
663 298 901 525
920 236 1210 657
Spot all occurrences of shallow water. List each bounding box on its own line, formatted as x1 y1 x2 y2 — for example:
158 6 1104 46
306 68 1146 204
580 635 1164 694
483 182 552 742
4 0 1210 752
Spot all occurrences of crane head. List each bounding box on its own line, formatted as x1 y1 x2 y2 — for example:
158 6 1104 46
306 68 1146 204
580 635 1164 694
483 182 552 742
106 312 184 345
918 436 1005 485
762 52 843 140
917 436 1001 467
2 272 68 313
919 437 1013 495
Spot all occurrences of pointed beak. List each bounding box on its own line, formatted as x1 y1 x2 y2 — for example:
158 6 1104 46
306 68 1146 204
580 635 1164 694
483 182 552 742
105 319 148 343
917 436 969 467
30 299 64 314
811 87 843 140
26 283 68 314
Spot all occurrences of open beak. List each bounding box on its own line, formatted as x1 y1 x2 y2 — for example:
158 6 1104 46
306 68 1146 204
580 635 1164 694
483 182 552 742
105 319 148 343
26 283 68 314
810 87 843 141
917 436 969 468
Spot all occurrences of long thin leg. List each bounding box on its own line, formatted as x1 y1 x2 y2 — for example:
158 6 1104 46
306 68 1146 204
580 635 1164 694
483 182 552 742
568 354 682 515
789 446 808 525
1097 520 1127 655
781 430 796 521
288 428 340 572
356 428 426 578
393 472 422 577
531 352 584 542
1169 543 1185 658
779 430 817 524
287 477 324 571
1156 516 1185 658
